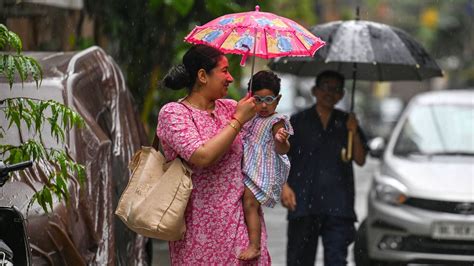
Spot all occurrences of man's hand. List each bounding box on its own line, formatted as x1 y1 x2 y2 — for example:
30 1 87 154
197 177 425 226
281 183 296 211
346 113 359 133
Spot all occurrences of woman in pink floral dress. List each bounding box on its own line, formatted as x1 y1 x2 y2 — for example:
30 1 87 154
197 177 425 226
157 44 271 265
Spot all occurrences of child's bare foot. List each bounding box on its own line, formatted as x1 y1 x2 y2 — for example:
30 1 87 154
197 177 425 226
238 245 261 260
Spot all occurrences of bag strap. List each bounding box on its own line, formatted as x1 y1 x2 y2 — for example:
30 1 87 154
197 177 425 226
178 100 198 128
153 100 198 152
152 134 160 151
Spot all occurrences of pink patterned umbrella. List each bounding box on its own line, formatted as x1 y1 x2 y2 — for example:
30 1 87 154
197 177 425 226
184 5 325 90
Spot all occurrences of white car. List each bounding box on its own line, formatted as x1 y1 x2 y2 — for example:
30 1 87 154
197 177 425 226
355 90 474 265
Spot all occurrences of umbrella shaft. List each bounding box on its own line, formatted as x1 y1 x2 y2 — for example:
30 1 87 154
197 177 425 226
248 28 258 92
351 63 357 112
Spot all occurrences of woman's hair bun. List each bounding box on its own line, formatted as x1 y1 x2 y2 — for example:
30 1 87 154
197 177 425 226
162 64 191 90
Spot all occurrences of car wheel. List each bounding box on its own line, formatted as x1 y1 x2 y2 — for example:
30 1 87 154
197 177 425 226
354 219 372 266
354 219 380 266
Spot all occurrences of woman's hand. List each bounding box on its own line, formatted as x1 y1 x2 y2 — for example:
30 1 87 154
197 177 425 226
281 183 296 211
234 93 256 124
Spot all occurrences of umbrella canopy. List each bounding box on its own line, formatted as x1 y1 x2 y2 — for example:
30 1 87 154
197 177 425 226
268 20 443 81
185 5 325 92
185 6 325 61
269 17 443 162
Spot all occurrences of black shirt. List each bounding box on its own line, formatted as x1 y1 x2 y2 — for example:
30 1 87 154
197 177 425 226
287 105 367 221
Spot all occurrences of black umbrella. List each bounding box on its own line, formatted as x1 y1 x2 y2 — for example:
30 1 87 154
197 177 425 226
269 13 443 161
268 20 443 81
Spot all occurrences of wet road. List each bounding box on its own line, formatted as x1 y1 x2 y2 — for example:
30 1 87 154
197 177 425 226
152 157 379 266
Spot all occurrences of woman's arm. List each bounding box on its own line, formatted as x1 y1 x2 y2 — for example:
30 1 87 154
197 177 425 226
188 95 256 167
272 120 290 155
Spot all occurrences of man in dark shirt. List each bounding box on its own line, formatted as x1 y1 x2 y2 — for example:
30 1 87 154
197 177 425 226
281 70 368 266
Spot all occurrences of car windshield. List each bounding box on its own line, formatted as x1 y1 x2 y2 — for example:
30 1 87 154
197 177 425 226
393 104 474 156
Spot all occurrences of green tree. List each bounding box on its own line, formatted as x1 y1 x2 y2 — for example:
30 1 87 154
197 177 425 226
81 0 251 134
80 0 322 134
0 24 85 212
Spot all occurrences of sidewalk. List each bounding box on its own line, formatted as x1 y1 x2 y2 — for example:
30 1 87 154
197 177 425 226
152 158 378 265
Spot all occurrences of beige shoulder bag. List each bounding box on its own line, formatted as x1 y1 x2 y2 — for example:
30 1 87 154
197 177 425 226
115 130 193 241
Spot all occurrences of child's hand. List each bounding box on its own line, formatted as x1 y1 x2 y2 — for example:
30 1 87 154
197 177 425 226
275 127 289 143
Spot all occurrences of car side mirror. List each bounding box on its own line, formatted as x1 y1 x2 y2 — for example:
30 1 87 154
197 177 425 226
368 137 386 159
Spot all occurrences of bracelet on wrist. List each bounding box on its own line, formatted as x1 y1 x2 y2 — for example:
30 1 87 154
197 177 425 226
231 115 243 127
228 121 240 132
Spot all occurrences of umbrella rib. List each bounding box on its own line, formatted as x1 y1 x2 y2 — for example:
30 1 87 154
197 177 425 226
215 28 236 49
414 65 423 80
390 28 423 80
263 28 268 59
292 31 312 56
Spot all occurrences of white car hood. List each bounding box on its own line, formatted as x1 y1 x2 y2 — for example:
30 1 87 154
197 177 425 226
384 156 474 202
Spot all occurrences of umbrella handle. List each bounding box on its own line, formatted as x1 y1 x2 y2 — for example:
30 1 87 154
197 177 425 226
341 131 353 162
240 53 248 66
240 43 251 66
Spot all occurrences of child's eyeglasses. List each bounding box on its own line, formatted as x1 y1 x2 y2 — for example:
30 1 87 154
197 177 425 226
254 95 279 104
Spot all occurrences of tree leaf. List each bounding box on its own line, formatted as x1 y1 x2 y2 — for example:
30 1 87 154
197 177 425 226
8 108 20 130
7 30 22 53
13 56 27 84
59 157 67 178
0 24 7 49
37 191 48 213
56 175 69 201
28 57 43 87
165 0 194 16
43 187 53 211
0 55 4 74
5 55 15 88
78 165 86 186
148 0 164 11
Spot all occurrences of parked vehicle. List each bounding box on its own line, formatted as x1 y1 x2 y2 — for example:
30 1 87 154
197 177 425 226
355 90 474 265
0 47 150 265
0 160 33 266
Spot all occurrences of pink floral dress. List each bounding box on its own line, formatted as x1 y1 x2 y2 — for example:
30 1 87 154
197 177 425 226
157 99 271 265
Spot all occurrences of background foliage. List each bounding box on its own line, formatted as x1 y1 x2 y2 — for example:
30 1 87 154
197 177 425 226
0 24 85 212
81 0 320 134
76 0 472 136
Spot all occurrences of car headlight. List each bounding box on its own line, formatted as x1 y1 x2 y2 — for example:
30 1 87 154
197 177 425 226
373 176 408 205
